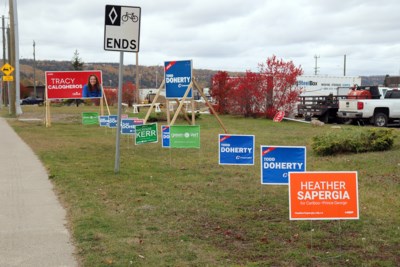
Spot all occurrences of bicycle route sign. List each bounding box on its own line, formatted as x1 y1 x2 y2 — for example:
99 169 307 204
104 5 141 52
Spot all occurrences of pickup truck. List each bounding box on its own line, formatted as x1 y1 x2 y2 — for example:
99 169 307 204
337 89 400 127
297 86 388 123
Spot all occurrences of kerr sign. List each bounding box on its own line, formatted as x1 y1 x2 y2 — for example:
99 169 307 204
289 172 359 220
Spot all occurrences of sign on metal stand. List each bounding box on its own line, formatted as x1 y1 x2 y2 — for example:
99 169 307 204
104 4 141 173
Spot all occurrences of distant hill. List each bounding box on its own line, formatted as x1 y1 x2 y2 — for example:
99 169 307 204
19 59 243 89
18 59 388 89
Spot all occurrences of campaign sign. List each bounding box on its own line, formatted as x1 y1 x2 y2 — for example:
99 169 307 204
82 112 99 125
261 146 306 185
133 119 144 125
289 172 359 220
121 119 135 134
273 111 285 122
162 125 170 148
45 70 102 99
108 115 118 128
170 125 200 148
135 123 158 144
219 134 255 165
164 60 192 99
99 116 109 127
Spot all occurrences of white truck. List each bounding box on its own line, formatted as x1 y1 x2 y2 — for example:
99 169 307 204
337 89 400 127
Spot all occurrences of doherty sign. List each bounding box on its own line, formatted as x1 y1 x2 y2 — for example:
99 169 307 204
104 5 141 52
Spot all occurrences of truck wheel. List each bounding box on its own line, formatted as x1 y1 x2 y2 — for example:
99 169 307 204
374 113 388 127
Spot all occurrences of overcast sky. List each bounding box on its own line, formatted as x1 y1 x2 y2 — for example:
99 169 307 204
5 0 400 76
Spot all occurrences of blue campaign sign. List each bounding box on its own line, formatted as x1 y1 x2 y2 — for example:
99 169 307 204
162 125 170 148
260 146 306 185
108 115 118 128
164 60 192 99
121 119 135 134
219 134 255 165
99 116 109 127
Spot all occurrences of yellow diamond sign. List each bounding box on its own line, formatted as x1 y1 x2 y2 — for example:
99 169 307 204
1 63 14 76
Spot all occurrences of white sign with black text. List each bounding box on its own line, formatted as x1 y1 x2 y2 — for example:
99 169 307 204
104 5 141 52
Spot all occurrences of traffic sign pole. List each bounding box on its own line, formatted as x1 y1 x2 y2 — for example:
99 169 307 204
105 5 141 174
114 52 124 173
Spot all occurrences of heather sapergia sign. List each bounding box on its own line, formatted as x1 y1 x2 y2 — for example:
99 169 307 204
164 60 192 99
162 125 170 148
82 112 99 125
289 172 359 220
170 125 200 148
45 70 102 99
261 146 306 185
135 123 158 145
104 5 141 52
219 134 255 165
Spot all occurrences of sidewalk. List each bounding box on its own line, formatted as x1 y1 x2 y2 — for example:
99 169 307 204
0 118 77 267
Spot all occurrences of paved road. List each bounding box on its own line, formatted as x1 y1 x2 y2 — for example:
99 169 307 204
0 118 77 267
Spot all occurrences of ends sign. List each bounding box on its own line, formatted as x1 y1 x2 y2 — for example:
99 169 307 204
104 5 141 52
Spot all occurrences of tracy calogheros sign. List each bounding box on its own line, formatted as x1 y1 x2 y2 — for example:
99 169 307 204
45 71 102 99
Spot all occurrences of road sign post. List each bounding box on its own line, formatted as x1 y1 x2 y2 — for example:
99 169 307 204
104 5 141 173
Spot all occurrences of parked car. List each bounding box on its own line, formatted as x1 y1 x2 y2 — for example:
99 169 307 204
20 96 45 105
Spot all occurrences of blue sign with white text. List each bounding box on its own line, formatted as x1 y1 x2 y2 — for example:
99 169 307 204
164 60 192 99
108 115 118 128
162 125 170 148
260 146 306 185
219 134 255 165
99 116 109 127
121 119 135 134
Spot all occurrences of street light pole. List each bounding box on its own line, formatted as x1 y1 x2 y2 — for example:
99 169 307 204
33 40 36 97
155 69 158 88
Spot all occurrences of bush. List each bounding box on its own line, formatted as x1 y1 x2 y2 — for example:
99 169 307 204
147 112 167 122
146 112 201 123
312 128 396 156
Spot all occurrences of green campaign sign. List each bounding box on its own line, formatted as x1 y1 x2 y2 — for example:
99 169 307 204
170 125 200 148
82 112 99 125
135 123 158 144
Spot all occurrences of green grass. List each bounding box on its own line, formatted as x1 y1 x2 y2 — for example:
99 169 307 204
3 105 400 266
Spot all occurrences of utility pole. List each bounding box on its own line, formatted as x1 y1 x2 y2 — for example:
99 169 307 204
343 54 347 76
135 52 140 103
9 0 22 115
1 15 5 109
155 67 158 88
9 0 16 115
6 22 10 112
314 55 320 75
33 40 36 97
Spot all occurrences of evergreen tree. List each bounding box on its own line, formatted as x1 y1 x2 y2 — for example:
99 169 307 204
71 50 84 106
71 49 84 71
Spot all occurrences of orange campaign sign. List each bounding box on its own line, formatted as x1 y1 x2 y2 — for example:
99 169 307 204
289 172 359 220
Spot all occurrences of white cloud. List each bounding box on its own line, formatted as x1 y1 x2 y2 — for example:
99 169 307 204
6 0 399 75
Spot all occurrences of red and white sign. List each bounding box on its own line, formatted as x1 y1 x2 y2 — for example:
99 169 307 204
289 172 359 220
45 70 102 99
273 111 285 122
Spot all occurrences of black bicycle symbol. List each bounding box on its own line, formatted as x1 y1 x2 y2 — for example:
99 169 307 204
121 12 138 23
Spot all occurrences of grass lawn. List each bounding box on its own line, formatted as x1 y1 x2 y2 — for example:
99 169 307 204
3 105 400 266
